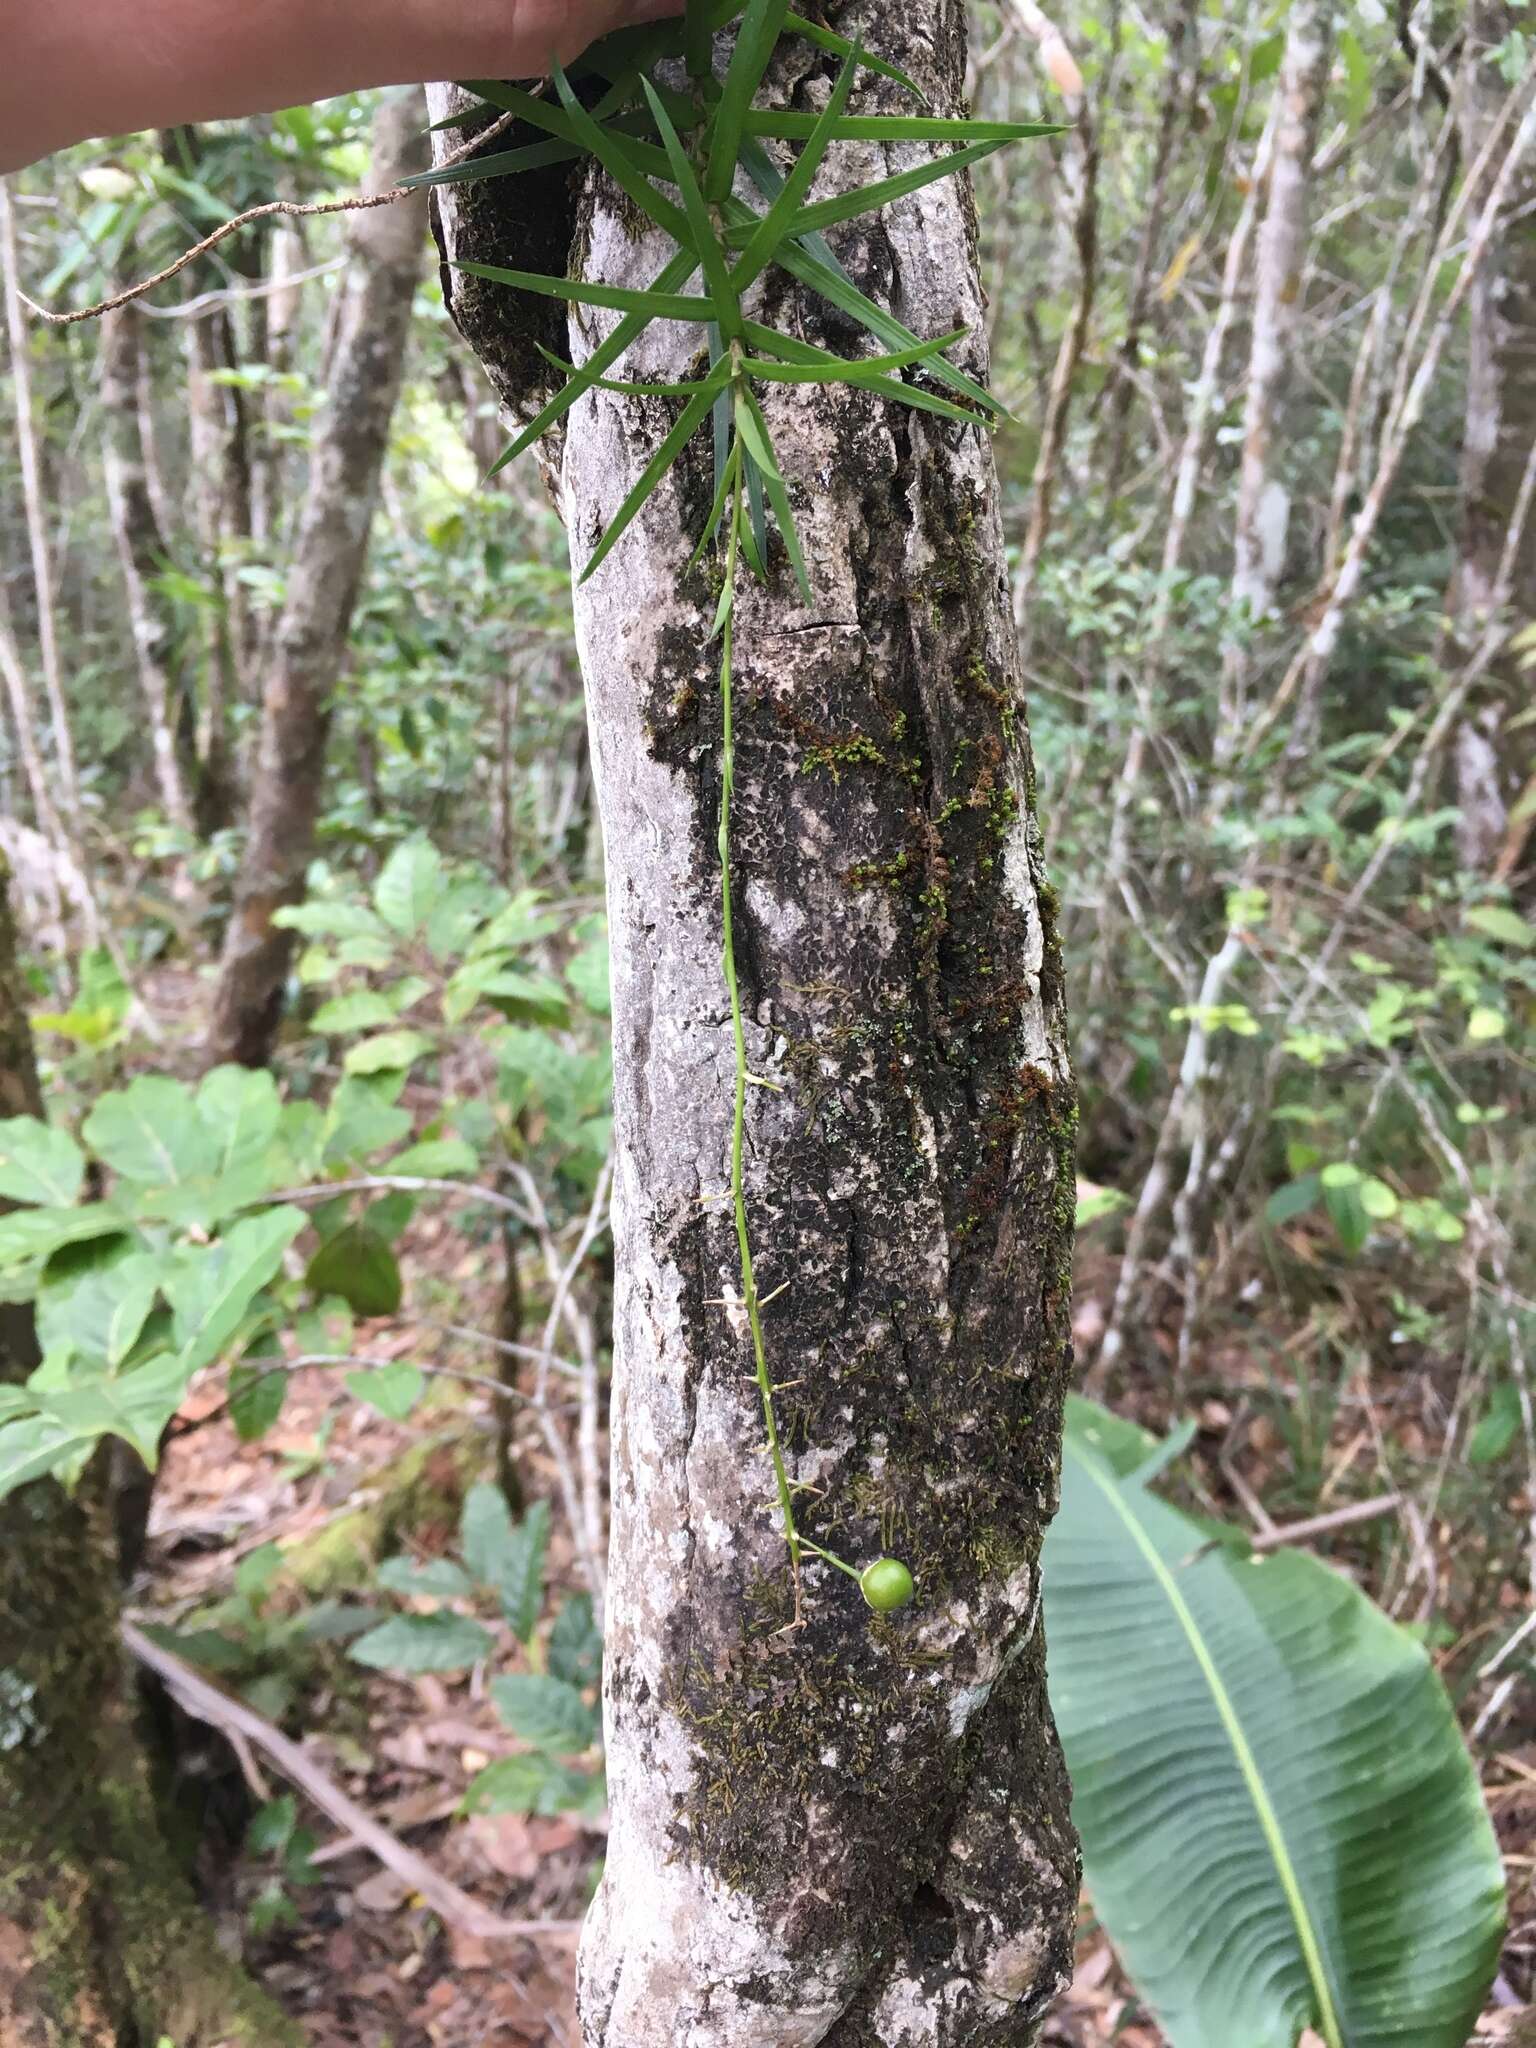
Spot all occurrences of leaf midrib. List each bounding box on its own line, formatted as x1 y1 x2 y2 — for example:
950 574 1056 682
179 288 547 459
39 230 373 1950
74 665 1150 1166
1065 1439 1344 2048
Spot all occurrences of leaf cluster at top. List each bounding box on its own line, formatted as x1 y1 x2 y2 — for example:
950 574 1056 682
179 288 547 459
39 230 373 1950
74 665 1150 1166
408 0 1061 588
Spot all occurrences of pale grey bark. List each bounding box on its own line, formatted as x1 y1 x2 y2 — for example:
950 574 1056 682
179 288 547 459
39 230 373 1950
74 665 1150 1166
1452 5 1536 870
101 301 197 832
0 181 82 833
1229 0 1331 631
431 8 1078 2041
207 90 427 1068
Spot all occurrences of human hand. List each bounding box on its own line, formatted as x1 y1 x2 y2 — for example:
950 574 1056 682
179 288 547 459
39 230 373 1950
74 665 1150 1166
1 0 684 172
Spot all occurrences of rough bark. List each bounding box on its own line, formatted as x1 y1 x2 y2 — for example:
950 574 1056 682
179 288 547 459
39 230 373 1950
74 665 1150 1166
0 864 298 2048
207 90 427 1068
101 300 198 831
1451 4 1536 872
431 6 1079 2041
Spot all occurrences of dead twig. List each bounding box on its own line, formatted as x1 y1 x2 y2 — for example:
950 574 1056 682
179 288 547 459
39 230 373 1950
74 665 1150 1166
121 1619 583 1943
21 110 518 327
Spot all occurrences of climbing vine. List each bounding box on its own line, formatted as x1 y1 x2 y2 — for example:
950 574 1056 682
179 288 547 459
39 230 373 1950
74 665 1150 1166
414 0 1059 1615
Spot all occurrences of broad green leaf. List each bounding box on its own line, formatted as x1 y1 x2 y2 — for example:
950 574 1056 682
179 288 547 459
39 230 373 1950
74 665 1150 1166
343 1029 436 1076
305 1225 403 1319
0 1203 130 1277
0 1352 192 1502
1464 904 1536 950
167 1208 307 1374
461 1751 594 1818
0 1118 85 1207
1044 1399 1505 2048
461 1481 518 1588
1468 1383 1523 1467
345 1361 424 1420
321 1077 414 1166
376 1555 474 1599
271 901 388 941
348 1610 494 1674
36 1252 160 1368
385 1137 480 1178
310 991 396 1035
84 1076 215 1188
472 1495 552 1643
229 1361 288 1442
490 1673 598 1754
196 1066 283 1176
547 1592 603 1690
1265 1173 1320 1227
373 838 447 938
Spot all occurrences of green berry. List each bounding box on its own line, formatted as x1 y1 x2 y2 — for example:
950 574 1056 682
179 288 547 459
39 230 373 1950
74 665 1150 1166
859 1557 915 1612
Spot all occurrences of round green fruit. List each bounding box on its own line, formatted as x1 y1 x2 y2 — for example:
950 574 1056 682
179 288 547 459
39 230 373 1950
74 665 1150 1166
859 1557 915 1612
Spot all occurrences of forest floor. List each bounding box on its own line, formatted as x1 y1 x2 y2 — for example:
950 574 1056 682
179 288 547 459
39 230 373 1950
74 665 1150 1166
131 1210 1535 2045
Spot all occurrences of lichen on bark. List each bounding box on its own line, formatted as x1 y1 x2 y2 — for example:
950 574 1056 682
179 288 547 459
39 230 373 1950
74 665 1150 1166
432 6 1080 2039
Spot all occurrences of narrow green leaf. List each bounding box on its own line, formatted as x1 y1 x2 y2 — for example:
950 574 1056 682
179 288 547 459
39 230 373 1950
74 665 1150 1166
744 138 1008 249
689 435 741 572
731 43 859 293
732 383 783 482
487 243 701 472
451 259 714 324
642 78 743 338
684 0 715 80
744 446 769 573
400 138 582 192
745 111 1064 142
743 321 987 425
741 325 968 378
705 0 793 202
733 142 1001 414
553 66 691 245
782 12 925 97
739 388 811 602
533 342 709 398
581 362 732 582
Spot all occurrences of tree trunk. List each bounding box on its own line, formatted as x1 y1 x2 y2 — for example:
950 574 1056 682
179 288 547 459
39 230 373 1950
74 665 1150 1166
430 6 1080 2041
1223 0 1331 748
101 299 199 832
0 180 84 835
207 91 427 1068
1452 3 1536 874
0 864 298 2048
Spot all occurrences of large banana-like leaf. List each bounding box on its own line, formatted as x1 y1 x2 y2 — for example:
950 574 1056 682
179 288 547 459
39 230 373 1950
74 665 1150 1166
1042 1397 1505 2048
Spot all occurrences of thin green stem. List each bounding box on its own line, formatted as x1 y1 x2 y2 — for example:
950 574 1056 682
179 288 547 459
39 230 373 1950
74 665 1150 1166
716 443 801 1583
